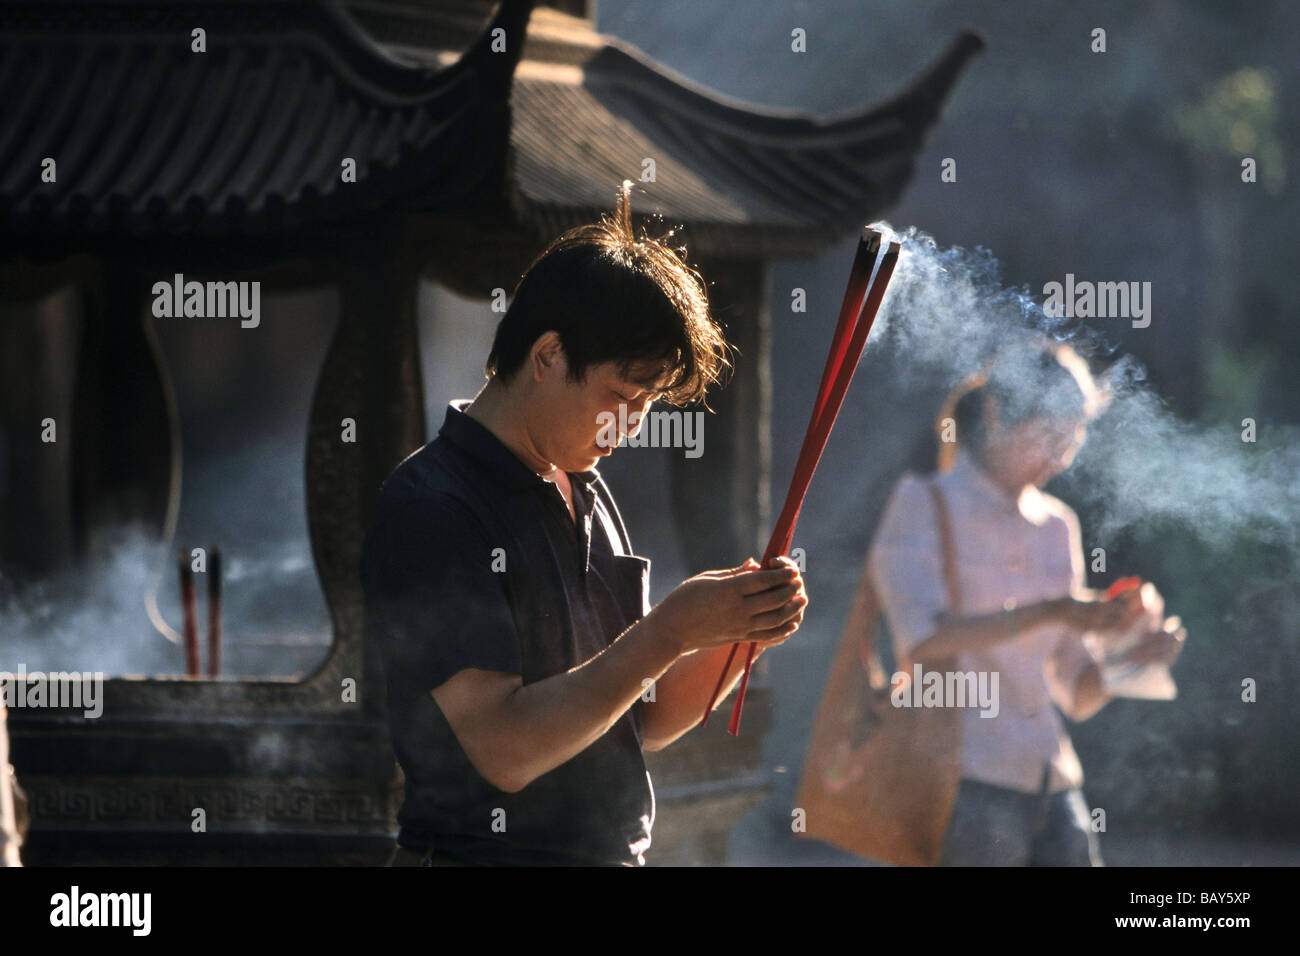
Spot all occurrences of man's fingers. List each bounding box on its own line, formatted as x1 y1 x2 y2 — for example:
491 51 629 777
742 581 802 614
697 558 761 580
749 614 803 645
736 567 800 596
748 594 807 631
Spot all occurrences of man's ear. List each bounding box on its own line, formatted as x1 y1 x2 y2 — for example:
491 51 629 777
529 331 566 383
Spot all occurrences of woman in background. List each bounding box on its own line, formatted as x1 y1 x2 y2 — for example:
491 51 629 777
1 705 22 866
867 341 1186 865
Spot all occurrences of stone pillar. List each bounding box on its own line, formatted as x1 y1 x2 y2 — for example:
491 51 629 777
71 263 177 563
306 224 427 720
0 283 80 581
659 258 776 863
668 256 771 573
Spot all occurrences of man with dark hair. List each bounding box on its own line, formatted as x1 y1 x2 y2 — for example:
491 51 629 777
361 185 807 866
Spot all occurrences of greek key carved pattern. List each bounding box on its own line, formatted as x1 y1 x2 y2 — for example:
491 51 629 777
24 776 401 831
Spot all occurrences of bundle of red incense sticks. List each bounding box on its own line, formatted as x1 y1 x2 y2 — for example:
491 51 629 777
700 227 902 734
178 547 222 678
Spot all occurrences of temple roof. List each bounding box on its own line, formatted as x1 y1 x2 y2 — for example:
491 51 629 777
0 0 528 246
0 0 983 259
505 16 985 255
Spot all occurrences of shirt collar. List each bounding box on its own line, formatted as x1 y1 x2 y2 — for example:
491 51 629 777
950 447 1022 509
950 447 1052 525
438 399 602 495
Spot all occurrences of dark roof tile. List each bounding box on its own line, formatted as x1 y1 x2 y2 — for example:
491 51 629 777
0 0 527 240
0 0 982 259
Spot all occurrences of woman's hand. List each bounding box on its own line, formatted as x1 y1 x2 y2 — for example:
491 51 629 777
1051 588 1144 631
1119 616 1187 668
1083 580 1184 667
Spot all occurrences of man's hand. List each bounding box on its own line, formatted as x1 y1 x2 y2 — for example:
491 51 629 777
431 557 808 788
637 555 807 749
646 555 807 657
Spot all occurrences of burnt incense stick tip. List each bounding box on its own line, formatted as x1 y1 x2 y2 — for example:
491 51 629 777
178 550 200 678
860 225 883 255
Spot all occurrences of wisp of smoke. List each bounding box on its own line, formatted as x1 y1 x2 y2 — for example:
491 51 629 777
869 224 1298 556
0 522 330 677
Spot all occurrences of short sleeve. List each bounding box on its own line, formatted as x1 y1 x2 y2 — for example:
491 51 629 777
1045 505 1103 714
866 474 948 666
362 494 522 693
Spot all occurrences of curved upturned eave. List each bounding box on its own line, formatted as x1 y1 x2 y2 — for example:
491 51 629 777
506 28 986 254
593 29 986 145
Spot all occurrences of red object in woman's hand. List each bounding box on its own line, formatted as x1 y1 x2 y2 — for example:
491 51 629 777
1103 575 1152 632
1104 576 1142 600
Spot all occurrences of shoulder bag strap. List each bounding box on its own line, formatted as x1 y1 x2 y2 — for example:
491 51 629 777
858 475 961 685
927 479 961 614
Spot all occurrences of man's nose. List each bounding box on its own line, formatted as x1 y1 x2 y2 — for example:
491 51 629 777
623 401 650 440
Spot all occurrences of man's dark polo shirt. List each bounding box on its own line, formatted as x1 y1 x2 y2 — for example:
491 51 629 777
360 400 655 866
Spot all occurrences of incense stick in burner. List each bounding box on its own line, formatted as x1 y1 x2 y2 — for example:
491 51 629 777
178 551 200 677
207 547 222 678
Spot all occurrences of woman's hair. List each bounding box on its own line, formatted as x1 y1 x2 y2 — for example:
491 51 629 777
485 182 732 408
937 339 1105 470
